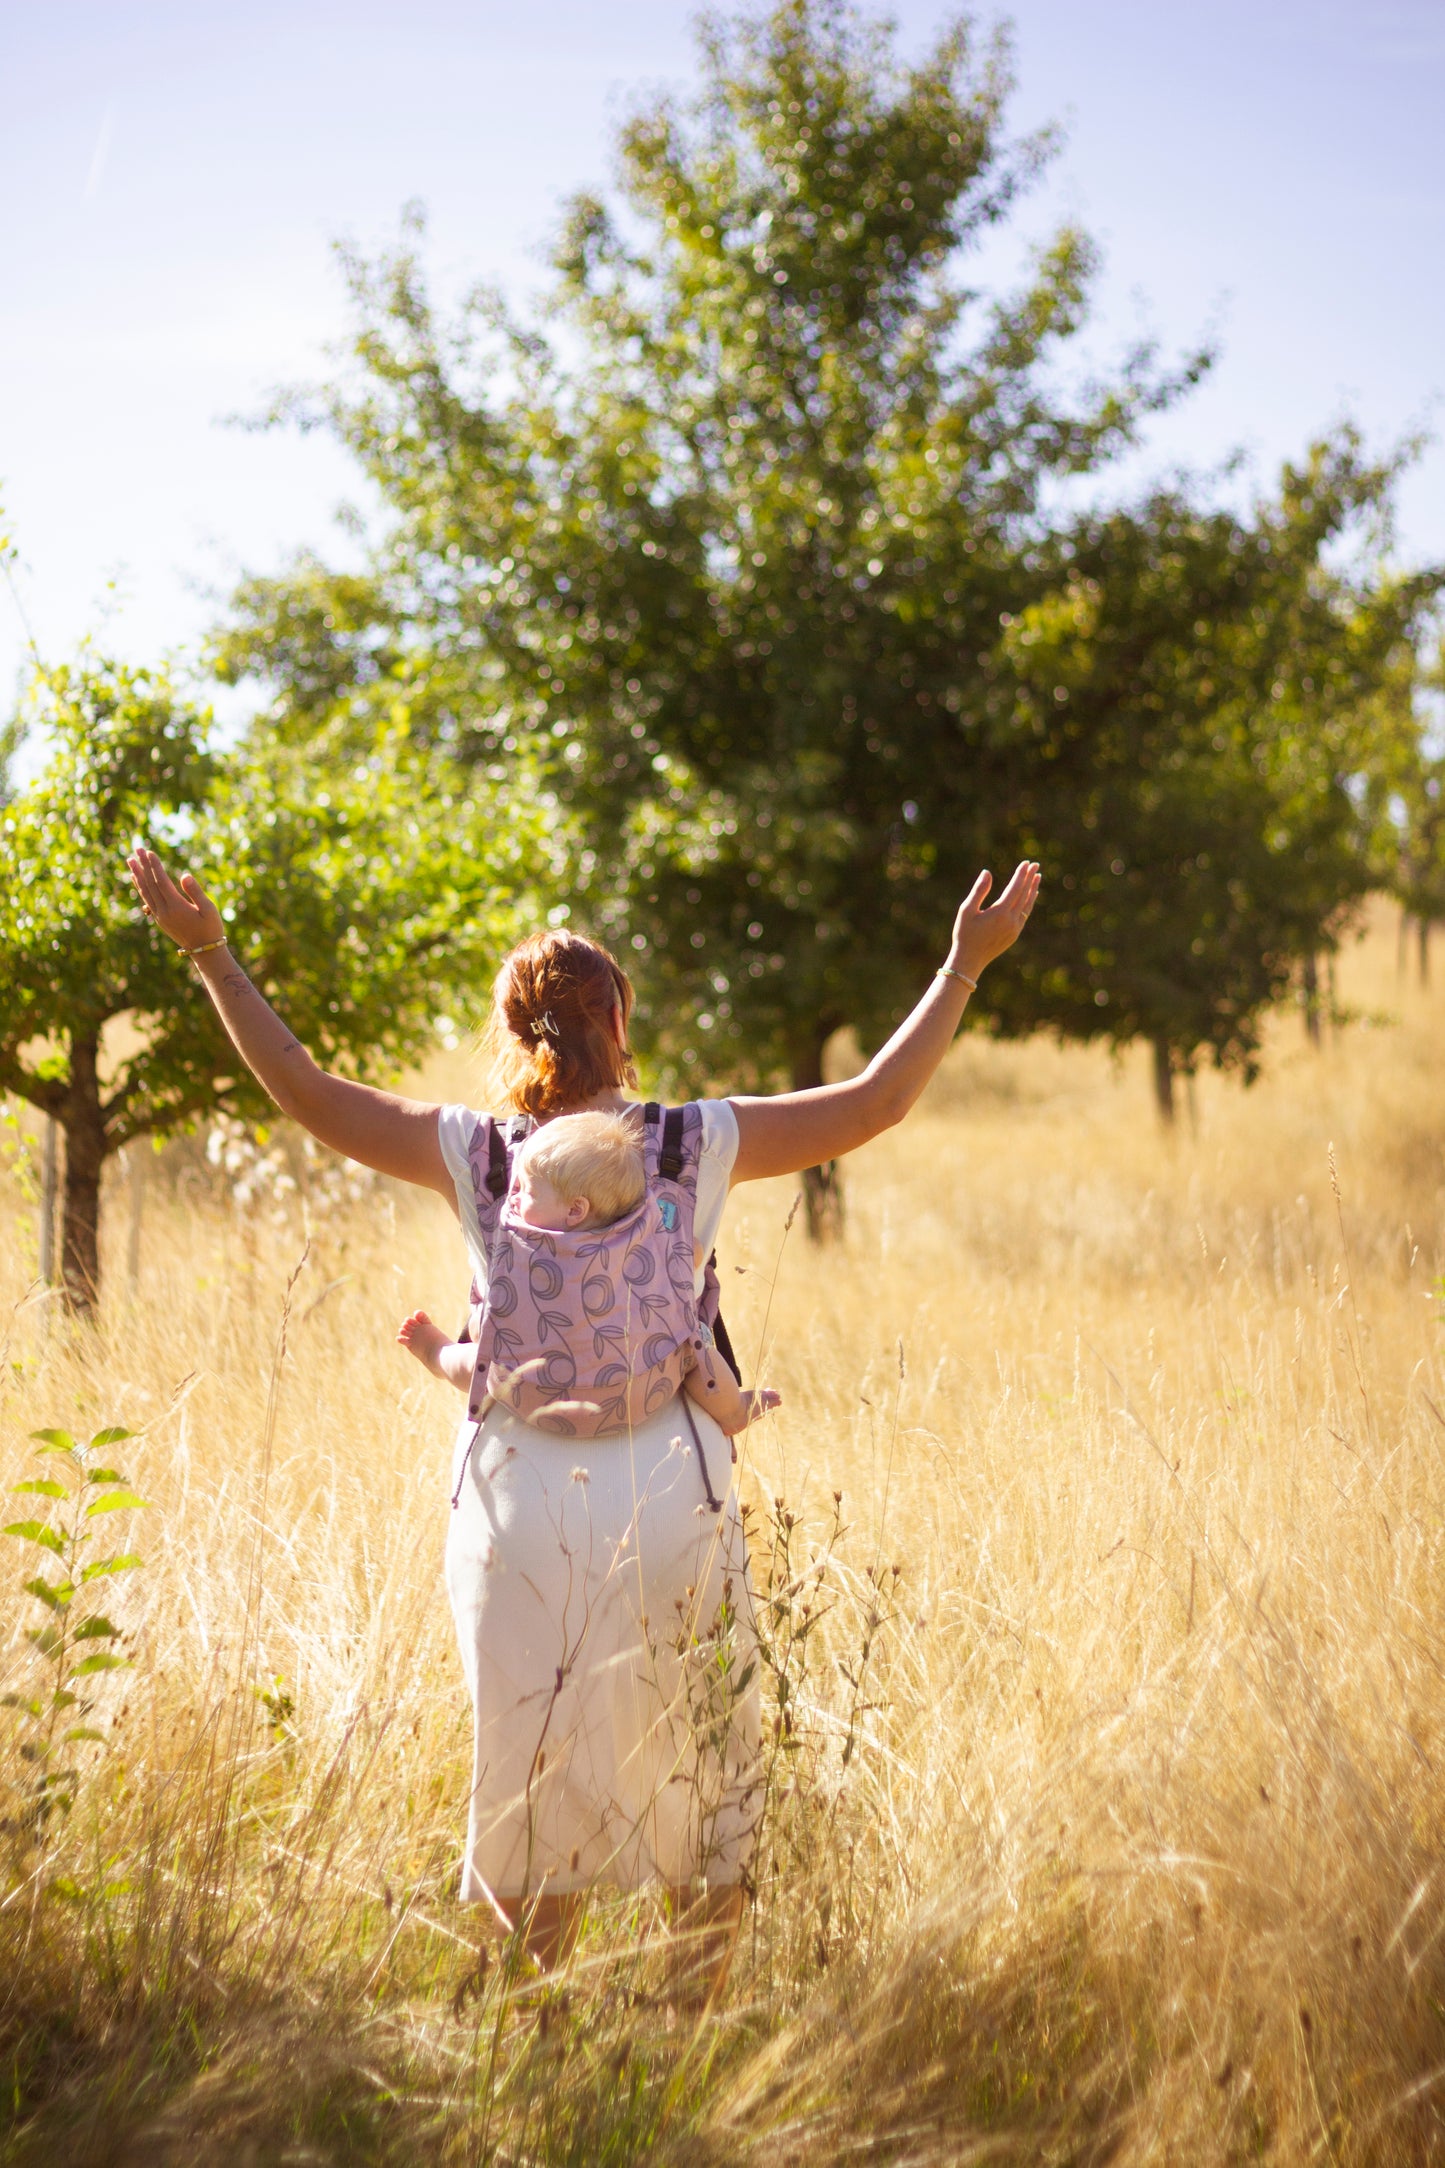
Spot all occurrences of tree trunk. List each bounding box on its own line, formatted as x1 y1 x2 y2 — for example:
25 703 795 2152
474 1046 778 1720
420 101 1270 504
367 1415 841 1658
1152 1038 1176 1126
39 1118 59 1285
800 1158 845 1243
1301 953 1321 1047
791 1020 845 1243
58 1033 108 1316
126 1143 145 1286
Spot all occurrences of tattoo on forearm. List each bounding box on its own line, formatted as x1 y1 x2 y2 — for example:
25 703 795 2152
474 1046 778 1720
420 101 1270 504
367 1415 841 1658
212 960 306 1064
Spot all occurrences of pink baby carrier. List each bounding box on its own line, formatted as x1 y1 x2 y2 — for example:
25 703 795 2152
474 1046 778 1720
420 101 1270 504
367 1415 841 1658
454 1103 733 1508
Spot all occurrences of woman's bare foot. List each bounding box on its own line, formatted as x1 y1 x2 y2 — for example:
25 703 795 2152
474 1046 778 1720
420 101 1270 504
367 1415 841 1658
397 1308 451 1380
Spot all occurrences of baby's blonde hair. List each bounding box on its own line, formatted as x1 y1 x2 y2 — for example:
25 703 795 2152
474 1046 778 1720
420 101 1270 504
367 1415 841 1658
517 1110 645 1230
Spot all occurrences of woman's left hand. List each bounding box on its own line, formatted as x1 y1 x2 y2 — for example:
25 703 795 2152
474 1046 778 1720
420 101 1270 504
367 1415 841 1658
127 848 227 953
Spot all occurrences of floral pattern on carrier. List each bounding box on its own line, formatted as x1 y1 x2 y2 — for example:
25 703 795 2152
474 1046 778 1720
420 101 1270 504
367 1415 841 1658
462 1103 711 1438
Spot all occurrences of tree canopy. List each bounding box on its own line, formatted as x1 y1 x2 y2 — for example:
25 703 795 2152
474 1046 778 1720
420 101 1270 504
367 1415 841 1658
215 0 1441 1220
0 654 547 1306
991 437 1439 1105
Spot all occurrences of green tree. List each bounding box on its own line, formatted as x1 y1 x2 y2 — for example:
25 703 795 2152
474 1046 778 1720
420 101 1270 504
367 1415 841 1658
215 0 1438 1213
993 437 1441 1114
1358 631 1445 985
216 0 1203 1232
0 655 546 1310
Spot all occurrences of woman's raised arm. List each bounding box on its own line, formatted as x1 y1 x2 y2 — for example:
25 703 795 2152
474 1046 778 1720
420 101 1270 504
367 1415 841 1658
125 849 454 1197
728 861 1040 1185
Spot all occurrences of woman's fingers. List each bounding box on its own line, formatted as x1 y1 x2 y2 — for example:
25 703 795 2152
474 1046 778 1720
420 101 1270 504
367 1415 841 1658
989 860 1040 918
960 867 993 915
125 847 218 946
134 853 183 922
949 860 1041 970
957 861 1040 927
126 850 164 918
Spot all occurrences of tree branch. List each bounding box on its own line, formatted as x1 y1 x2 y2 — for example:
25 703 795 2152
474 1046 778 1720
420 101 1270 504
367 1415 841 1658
0 1048 67 1118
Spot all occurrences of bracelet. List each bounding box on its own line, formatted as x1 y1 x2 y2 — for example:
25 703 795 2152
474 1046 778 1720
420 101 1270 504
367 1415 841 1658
182 937 229 959
936 965 978 993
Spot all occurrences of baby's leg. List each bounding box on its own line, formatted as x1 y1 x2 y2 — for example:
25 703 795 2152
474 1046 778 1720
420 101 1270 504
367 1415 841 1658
397 1310 474 1391
684 1346 780 1436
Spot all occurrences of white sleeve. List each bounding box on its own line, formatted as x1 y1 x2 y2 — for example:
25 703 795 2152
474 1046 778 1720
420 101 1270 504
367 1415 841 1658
691 1098 740 1286
436 1103 488 1285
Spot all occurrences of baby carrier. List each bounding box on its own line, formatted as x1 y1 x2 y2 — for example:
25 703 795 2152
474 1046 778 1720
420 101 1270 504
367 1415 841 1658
455 1103 739 1503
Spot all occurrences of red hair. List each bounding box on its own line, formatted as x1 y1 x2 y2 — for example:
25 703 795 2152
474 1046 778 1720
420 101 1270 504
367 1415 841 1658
483 929 638 1117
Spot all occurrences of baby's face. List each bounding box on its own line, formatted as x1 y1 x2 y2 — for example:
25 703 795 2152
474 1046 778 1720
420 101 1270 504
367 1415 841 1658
511 1160 588 1231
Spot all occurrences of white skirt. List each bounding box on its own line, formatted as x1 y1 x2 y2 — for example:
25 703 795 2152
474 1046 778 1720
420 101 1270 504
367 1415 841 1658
444 1394 762 1904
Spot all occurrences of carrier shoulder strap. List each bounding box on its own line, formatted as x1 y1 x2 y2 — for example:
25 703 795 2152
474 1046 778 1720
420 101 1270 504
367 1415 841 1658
486 1118 509 1197
709 1282 741 1386
642 1100 687 1182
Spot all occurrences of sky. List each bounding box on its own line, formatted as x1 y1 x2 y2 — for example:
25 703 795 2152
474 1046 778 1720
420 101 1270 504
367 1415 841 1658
2 0 1443 720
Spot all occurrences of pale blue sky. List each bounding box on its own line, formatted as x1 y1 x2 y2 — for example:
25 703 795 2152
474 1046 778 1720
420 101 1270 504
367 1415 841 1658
3 0 1442 709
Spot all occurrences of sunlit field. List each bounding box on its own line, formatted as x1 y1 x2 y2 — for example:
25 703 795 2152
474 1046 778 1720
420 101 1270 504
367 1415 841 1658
6 905 1445 2164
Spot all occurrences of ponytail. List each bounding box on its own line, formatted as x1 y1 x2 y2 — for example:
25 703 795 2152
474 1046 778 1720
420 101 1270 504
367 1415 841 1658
482 930 638 1117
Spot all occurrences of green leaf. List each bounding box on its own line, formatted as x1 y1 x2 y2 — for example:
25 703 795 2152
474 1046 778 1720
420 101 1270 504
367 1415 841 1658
87 1428 135 1450
80 1554 143 1582
48 1689 79 1711
1 1693 42 1717
62 1726 108 1745
86 1469 129 1486
84 1492 147 1517
29 1429 76 1452
71 1652 130 1676
72 1616 119 1641
11 1478 66 1499
25 1576 73 1609
5 1521 65 1555
25 1625 63 1657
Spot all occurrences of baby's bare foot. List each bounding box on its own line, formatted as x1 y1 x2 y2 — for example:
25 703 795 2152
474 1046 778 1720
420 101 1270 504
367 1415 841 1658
716 1387 781 1436
398 1309 450 1380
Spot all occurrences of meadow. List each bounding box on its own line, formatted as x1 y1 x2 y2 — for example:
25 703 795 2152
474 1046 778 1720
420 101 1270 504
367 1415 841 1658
5 906 1445 2164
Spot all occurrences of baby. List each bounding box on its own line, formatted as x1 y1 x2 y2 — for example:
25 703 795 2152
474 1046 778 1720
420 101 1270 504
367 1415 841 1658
398 1110 779 1436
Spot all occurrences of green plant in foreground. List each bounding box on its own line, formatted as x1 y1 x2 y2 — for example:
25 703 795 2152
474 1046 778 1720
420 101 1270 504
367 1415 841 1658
2 1425 146 1839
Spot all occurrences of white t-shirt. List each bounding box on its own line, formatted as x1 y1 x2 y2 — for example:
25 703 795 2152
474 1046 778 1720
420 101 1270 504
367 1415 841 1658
436 1098 741 1301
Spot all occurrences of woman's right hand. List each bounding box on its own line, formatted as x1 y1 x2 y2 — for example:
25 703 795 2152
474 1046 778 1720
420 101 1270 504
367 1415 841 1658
948 860 1041 979
127 847 227 953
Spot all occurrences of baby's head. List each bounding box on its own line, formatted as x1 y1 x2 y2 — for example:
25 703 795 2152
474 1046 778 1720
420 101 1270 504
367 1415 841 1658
511 1111 645 1233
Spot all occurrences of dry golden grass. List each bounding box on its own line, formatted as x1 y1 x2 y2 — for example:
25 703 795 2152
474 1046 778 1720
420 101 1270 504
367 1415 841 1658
6 904 1445 2163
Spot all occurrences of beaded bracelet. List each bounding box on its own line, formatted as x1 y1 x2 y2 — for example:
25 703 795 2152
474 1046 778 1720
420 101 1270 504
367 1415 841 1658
936 965 978 993
183 937 229 959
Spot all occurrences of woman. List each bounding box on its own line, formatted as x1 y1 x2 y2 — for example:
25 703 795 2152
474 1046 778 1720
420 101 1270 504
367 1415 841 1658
126 846 1039 1980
